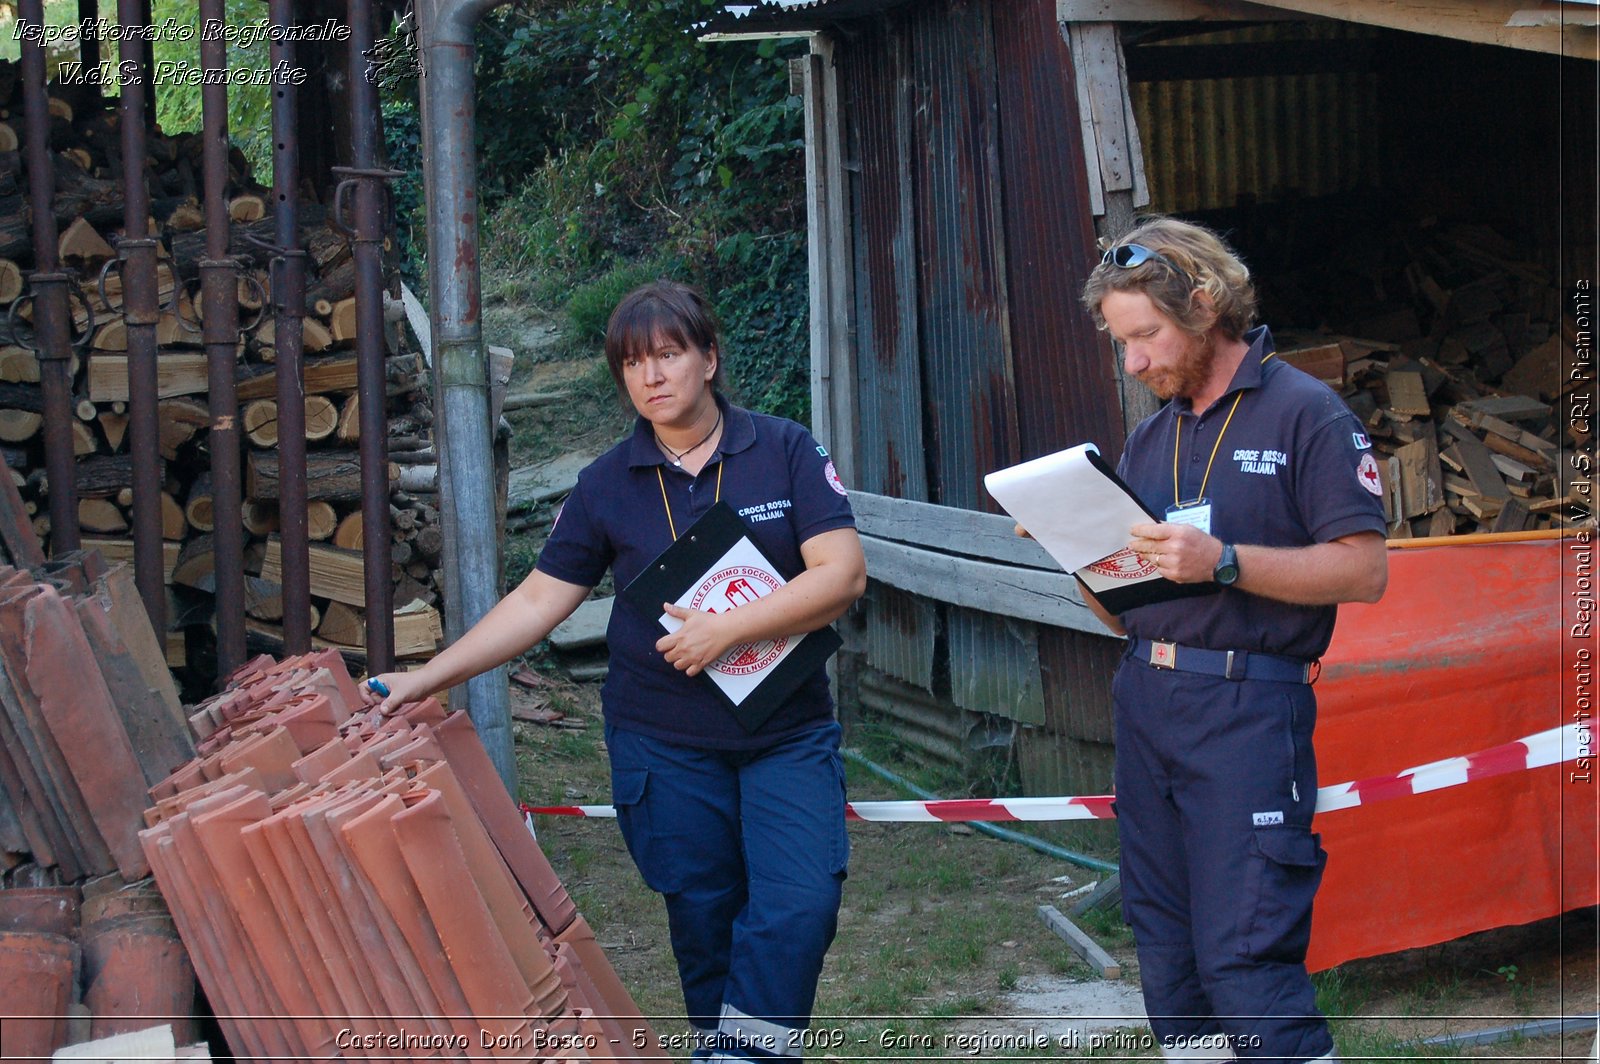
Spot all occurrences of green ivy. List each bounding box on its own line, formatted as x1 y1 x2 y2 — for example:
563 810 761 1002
466 0 812 421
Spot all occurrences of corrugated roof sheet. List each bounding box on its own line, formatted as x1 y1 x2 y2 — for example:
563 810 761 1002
702 0 912 34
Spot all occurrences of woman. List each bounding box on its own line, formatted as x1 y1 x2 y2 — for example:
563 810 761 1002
364 281 866 1061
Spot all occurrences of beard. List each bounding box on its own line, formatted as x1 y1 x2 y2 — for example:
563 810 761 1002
1142 333 1215 401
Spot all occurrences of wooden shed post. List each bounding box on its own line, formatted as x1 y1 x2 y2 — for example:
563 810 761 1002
803 33 858 486
1063 19 1160 431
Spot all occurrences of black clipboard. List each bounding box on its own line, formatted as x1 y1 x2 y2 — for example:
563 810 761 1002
620 501 843 734
1072 449 1221 615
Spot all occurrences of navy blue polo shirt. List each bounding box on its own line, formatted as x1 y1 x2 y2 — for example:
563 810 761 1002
536 396 856 749
1115 326 1387 660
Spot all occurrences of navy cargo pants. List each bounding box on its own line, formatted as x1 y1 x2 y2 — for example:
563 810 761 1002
606 721 849 1062
1113 654 1336 1063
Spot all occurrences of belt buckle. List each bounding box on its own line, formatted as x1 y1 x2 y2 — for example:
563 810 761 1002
1149 640 1176 669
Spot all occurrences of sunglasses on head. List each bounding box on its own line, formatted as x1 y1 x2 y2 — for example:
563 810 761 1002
1101 243 1193 286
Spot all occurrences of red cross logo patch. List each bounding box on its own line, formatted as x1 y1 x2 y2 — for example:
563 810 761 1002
1357 453 1383 496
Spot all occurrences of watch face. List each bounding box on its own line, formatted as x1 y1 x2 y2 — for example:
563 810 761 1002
1215 545 1239 585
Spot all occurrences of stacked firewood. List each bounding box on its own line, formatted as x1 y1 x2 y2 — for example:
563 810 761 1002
1273 221 1584 539
0 68 444 674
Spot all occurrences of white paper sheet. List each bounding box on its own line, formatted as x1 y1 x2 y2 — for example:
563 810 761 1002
983 443 1152 574
658 536 802 706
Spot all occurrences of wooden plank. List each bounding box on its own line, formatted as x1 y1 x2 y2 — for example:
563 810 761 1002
1491 498 1530 533
1457 394 1552 422
1385 368 1431 416
861 535 1112 636
852 491 1060 570
1229 0 1594 58
86 353 210 403
1038 903 1121 979
257 537 365 606
1058 0 1293 20
1442 424 1511 502
1069 871 1122 916
81 538 179 583
1279 342 1345 387
1394 436 1443 519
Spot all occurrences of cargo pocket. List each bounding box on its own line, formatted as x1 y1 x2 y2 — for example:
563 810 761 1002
611 767 682 895
1238 828 1326 964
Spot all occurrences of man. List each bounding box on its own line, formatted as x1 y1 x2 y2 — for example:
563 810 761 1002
1080 218 1388 1063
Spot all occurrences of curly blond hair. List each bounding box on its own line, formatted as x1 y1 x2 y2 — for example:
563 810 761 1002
1081 217 1257 342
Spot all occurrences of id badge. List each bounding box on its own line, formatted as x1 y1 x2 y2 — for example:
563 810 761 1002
1165 499 1213 535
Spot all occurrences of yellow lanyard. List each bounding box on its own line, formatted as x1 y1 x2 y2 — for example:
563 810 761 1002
1171 352 1275 508
656 461 724 541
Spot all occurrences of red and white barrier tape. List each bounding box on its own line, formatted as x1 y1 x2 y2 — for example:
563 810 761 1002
523 721 1591 822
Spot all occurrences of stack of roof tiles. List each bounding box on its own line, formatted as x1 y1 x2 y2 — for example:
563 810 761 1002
143 650 662 1063
0 550 199 1061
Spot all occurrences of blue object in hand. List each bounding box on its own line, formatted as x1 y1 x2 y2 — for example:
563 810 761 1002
365 678 390 698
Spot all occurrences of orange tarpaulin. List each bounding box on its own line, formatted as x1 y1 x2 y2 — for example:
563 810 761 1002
1307 537 1596 971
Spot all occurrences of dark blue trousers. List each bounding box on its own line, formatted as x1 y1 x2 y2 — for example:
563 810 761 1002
606 721 848 1061
1113 655 1335 1063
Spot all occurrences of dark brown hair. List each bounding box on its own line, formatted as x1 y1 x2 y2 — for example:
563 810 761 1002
1081 217 1258 342
604 280 726 391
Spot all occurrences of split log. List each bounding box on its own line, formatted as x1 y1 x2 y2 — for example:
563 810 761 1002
171 534 215 591
184 472 213 533
0 258 21 303
241 399 279 447
70 418 96 456
98 410 128 451
161 492 186 540
242 500 278 537
88 353 209 402
157 397 210 459
257 536 365 606
304 394 338 440
77 498 127 534
306 500 337 541
0 409 41 441
332 511 362 550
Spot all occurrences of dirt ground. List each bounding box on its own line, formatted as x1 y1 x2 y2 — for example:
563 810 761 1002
510 681 1597 1063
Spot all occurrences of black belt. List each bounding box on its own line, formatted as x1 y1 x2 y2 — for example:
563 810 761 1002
1129 638 1316 684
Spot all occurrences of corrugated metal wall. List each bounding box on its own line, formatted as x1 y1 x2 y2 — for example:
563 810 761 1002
1128 23 1383 213
836 0 1122 794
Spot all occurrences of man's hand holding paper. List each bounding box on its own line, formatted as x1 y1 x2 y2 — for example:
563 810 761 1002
985 443 1221 615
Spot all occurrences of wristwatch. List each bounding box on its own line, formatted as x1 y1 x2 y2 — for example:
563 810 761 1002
1213 543 1240 586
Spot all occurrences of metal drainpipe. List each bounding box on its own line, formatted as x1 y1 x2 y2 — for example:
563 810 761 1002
199 0 246 677
267 0 311 654
18 0 80 557
414 0 515 790
116 0 165 636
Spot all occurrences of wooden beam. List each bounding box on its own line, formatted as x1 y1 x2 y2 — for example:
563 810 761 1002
861 535 1113 636
1220 0 1596 59
851 491 1060 570
1038 904 1122 979
1059 0 1295 19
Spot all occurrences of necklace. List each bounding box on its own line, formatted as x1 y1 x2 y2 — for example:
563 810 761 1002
655 408 722 467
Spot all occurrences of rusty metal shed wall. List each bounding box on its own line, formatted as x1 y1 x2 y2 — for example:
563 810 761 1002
990 0 1127 460
841 16 929 501
828 0 1127 794
907 0 1020 511
946 607 1045 726
1127 23 1383 214
861 583 937 693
